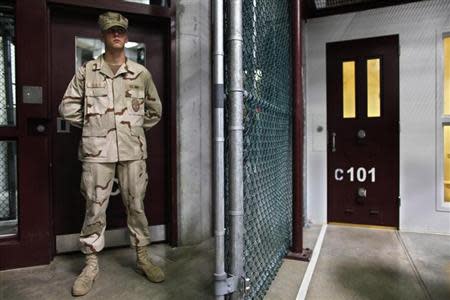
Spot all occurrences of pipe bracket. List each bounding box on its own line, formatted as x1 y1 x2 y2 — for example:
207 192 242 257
214 274 238 296
214 274 250 296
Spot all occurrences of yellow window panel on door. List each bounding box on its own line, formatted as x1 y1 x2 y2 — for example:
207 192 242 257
367 58 381 118
343 61 356 118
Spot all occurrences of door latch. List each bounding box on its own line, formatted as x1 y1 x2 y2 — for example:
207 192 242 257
57 117 70 133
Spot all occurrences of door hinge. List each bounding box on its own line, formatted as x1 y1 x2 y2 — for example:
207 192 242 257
398 197 401 206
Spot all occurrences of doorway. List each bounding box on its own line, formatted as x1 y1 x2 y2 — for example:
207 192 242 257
50 8 170 252
326 35 399 227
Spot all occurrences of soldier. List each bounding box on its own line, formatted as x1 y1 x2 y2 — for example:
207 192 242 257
59 11 164 296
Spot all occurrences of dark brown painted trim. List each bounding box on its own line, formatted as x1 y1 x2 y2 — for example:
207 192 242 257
0 0 52 270
306 0 424 18
168 16 178 246
286 0 312 262
47 0 175 19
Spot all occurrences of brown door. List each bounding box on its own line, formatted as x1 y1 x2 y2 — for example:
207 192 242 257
0 1 52 269
50 8 169 251
327 35 399 227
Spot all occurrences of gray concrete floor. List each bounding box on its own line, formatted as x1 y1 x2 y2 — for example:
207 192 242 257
0 239 214 300
265 225 323 300
306 225 450 300
266 225 450 300
2 226 449 300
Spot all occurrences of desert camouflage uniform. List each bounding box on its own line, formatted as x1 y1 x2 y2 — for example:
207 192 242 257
59 54 161 254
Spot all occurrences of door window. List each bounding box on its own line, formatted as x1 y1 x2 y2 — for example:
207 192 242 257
367 58 381 118
0 10 16 127
0 2 17 238
342 61 356 118
75 37 146 70
443 126 450 203
0 140 17 237
440 35 450 209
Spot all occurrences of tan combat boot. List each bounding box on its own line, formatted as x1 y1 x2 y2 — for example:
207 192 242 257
136 246 165 283
72 253 99 296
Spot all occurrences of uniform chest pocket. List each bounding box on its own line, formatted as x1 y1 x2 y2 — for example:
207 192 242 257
125 88 145 116
85 82 110 115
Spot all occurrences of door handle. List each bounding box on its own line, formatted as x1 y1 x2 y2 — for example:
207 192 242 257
332 132 336 152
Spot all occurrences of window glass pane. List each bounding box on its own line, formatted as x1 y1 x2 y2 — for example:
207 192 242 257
75 37 146 71
343 61 356 118
444 37 450 115
367 58 381 117
444 126 450 202
0 140 18 237
0 4 16 127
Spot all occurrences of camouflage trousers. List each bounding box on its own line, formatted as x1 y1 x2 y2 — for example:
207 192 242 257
79 160 151 254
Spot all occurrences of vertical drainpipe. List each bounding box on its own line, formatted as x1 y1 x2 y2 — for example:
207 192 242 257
213 0 226 299
286 0 312 261
228 0 245 299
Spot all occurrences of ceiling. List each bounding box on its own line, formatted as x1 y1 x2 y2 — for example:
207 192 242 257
306 0 428 18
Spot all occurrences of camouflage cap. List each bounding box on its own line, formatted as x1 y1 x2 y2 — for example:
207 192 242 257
98 12 128 31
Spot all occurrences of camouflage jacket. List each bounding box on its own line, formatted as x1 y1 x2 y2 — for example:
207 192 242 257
59 55 162 162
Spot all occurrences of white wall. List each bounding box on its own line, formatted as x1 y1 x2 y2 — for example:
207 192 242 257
305 0 450 234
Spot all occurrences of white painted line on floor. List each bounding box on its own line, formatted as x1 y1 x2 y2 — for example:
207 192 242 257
295 224 328 300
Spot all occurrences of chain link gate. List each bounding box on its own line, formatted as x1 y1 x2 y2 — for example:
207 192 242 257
225 0 293 298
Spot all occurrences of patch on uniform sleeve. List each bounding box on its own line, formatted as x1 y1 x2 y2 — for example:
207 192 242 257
132 99 141 112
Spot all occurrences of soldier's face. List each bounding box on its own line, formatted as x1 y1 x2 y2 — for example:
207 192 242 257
102 27 128 51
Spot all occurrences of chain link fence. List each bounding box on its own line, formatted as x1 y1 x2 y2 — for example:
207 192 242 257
225 0 293 299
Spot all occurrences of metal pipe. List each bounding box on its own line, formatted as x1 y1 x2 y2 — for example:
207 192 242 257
286 0 312 262
228 0 244 299
212 0 226 299
292 0 304 254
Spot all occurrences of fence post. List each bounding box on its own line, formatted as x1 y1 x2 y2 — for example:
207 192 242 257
212 0 227 299
286 0 313 261
228 0 245 299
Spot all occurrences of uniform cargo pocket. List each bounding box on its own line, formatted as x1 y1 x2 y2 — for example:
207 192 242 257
130 126 145 138
130 126 147 156
81 128 108 158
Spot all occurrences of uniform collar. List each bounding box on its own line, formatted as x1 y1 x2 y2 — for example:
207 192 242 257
95 55 139 79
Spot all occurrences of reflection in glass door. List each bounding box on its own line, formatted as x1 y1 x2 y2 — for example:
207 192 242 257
75 37 146 70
